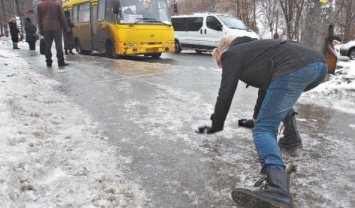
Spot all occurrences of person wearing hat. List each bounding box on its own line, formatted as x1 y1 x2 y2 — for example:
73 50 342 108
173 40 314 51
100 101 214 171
8 17 20 49
24 17 38 50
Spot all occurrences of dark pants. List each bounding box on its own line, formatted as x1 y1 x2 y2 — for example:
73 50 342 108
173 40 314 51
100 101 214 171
43 30 65 65
64 32 74 50
28 41 36 50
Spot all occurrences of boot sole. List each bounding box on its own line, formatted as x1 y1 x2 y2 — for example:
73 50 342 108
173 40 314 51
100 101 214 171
231 189 291 208
278 142 303 151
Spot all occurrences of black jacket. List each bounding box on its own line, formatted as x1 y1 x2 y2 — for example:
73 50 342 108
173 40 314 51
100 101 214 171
9 22 19 42
25 22 37 42
211 38 326 131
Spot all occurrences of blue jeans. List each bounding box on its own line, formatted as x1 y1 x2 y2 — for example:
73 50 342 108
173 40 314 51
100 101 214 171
253 62 328 173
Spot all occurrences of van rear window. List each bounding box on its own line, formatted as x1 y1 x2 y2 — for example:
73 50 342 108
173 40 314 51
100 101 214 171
172 17 203 31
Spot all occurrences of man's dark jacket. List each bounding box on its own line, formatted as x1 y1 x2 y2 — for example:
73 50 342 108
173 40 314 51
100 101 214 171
37 0 67 33
211 37 326 131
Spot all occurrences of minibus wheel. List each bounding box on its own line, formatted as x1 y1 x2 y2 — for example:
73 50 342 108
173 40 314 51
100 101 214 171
175 40 182 54
106 40 118 59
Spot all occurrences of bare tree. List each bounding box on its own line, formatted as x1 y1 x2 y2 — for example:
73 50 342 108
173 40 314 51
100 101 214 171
258 0 281 38
336 0 355 42
279 0 305 40
0 0 7 36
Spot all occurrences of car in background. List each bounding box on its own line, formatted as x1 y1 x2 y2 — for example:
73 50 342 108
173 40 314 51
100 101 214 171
339 41 355 60
172 13 259 54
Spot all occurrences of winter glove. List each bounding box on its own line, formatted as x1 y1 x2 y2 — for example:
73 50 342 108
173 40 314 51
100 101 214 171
196 125 216 134
238 118 254 128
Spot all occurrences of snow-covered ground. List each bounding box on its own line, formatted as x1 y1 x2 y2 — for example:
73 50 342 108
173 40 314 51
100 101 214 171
0 39 354 207
0 41 150 207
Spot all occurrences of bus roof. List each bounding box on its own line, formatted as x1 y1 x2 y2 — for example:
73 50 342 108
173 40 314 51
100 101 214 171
62 0 95 7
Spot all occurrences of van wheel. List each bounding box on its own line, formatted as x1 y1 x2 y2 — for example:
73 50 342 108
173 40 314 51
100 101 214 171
195 50 203 54
349 48 355 60
151 53 162 58
175 40 182 54
106 40 118 59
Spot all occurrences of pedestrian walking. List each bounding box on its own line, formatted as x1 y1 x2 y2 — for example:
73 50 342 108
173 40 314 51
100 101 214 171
37 0 69 67
64 10 75 55
8 17 20 49
24 17 38 50
197 35 328 208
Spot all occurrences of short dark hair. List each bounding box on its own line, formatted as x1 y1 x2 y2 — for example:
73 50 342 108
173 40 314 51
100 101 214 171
25 17 31 22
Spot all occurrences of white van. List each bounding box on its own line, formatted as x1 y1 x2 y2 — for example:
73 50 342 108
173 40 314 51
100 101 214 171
171 13 259 53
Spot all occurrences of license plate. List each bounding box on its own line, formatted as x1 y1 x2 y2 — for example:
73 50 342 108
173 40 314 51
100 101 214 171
146 48 158 52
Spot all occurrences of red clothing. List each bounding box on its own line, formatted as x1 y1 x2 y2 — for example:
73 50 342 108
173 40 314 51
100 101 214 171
37 0 67 33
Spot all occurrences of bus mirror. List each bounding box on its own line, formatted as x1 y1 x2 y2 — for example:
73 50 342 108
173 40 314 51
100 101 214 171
113 1 121 14
173 0 178 13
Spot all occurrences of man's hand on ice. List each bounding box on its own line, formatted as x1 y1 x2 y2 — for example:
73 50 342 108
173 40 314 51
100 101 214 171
238 118 254 128
196 125 216 134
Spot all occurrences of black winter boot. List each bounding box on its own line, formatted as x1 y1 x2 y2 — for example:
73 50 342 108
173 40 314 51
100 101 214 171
13 43 20 49
231 166 294 208
65 50 69 55
278 112 302 150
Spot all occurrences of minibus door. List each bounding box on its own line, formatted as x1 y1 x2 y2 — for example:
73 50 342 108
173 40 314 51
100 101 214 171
91 3 99 50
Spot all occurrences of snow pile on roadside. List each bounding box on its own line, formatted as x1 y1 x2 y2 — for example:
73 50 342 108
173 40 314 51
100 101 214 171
299 60 355 114
0 53 149 207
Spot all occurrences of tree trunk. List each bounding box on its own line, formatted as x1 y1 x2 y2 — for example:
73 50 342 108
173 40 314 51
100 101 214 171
0 0 7 36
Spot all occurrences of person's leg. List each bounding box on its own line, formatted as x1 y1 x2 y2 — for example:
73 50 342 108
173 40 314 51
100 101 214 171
29 41 35 50
254 62 327 173
43 31 54 66
53 30 68 66
232 62 327 208
63 32 68 54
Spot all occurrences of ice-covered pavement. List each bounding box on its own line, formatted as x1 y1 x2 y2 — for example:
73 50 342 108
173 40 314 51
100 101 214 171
0 40 354 207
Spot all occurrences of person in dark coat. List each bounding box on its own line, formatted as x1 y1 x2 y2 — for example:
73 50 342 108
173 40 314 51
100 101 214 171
64 10 75 55
8 17 20 49
37 0 69 67
197 35 328 208
24 17 37 50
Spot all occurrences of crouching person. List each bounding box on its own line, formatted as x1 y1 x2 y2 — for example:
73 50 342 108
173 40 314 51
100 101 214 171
197 36 327 207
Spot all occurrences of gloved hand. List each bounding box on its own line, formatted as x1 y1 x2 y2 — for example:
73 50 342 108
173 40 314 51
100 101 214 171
238 118 255 128
196 125 216 134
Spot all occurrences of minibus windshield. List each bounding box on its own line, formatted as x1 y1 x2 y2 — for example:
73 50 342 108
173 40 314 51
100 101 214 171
119 0 171 25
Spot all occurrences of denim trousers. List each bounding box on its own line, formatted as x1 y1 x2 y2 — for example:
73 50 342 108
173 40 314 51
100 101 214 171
253 62 328 173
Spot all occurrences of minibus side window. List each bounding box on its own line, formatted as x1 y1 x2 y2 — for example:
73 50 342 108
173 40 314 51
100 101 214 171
98 0 105 21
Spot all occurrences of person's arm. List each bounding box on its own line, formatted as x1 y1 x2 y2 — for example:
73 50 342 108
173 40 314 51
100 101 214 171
253 88 267 120
58 5 68 33
67 18 74 27
211 54 240 132
37 6 43 34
